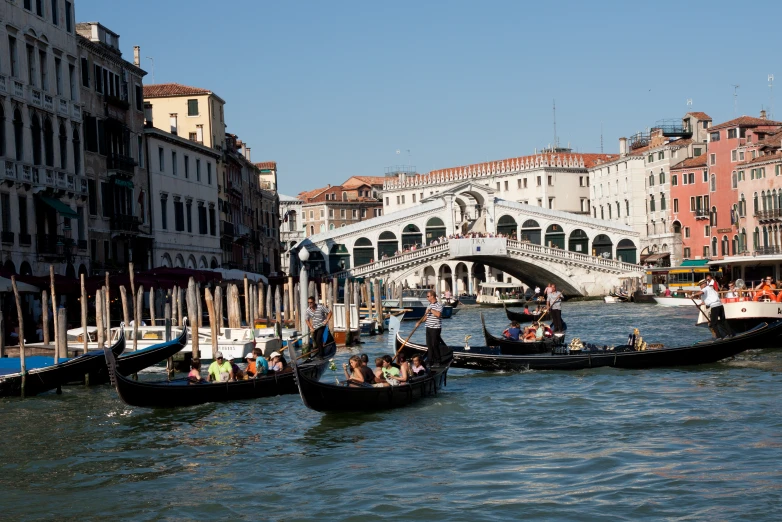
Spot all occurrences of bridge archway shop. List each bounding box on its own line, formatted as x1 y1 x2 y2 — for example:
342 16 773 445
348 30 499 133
616 239 637 264
401 224 422 249
353 237 374 267
592 234 613 259
568 229 589 254
425 217 446 245
377 231 398 259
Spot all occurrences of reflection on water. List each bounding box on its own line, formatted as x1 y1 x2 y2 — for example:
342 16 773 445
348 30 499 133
2 302 782 520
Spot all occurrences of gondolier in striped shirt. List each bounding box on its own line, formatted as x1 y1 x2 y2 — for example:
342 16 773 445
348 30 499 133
305 297 332 355
424 290 444 364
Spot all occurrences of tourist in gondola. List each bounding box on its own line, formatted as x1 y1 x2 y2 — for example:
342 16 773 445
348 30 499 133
523 305 531 315
547 284 564 333
208 352 234 382
344 354 376 385
503 321 521 341
244 352 258 378
693 279 734 339
188 359 204 383
381 355 403 385
269 351 284 372
305 296 332 355
425 290 444 364
254 349 269 376
397 353 412 380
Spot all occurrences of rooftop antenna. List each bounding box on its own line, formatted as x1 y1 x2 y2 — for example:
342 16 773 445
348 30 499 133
731 84 740 116
600 121 603 154
687 98 693 109
552 100 557 149
146 56 155 84
769 74 774 119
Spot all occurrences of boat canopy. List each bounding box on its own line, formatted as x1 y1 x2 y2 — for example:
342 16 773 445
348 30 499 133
479 282 523 289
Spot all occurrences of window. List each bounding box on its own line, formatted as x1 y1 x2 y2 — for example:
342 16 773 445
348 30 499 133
160 195 168 230
496 182 500 191
171 151 177 175
648 174 654 187
710 153 716 166
35 0 43 17
684 247 691 258
727 128 737 139
26 44 36 87
739 151 745 161
710 174 716 192
688 173 695 184
658 151 664 160
93 64 103 93
53 57 63 96
385 197 389 206
196 159 201 181
134 84 143 111
352 209 358 218
626 200 630 216
649 195 655 212
174 199 184 231
536 176 541 186
187 99 199 116
684 227 690 238
674 198 679 213
694 147 702 156
18 196 27 234
548 198 554 209
39 50 47 91
170 114 177 135
710 131 720 142
672 174 678 186
689 196 695 211
660 194 666 211
703 246 710 258
731 150 737 161
548 176 553 186
207 163 212 184
209 206 216 235
504 180 509 191
198 203 207 234
99 181 111 217
186 200 192 232
328 208 334 218
0 194 9 235
732 171 737 188
65 1 73 32
196 125 203 143
523 178 528 188
648 154 654 163
340 209 345 218
401 195 405 204
659 171 665 184
184 155 189 178
158 147 164 171
24 0 31 10
80 57 89 87
189 132 197 142
704 225 710 237
682 173 688 185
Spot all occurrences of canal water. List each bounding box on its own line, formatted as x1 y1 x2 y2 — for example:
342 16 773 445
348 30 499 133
2 302 782 521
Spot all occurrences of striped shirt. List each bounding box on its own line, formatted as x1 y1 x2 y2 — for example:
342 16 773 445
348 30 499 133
305 304 330 329
425 302 443 329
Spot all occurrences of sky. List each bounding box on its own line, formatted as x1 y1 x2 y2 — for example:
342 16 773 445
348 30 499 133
78 0 782 195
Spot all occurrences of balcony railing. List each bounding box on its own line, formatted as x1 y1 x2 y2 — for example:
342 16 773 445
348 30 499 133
37 234 72 259
19 233 31 246
754 209 782 222
13 81 24 99
107 153 137 174
43 94 54 112
1 231 14 244
105 94 130 110
30 88 42 107
754 246 782 256
71 104 81 120
111 214 140 233
694 209 709 220
58 98 68 116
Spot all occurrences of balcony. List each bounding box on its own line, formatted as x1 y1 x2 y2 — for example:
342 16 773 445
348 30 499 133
107 153 137 174
37 234 72 259
3 161 16 180
21 165 32 183
755 209 782 223
19 233 31 246
30 87 42 107
71 104 81 121
43 169 55 187
105 94 130 111
754 246 782 256
58 99 68 116
43 94 54 112
111 214 140 234
221 221 235 237
1 231 14 244
694 209 709 220
227 180 242 196
12 81 24 99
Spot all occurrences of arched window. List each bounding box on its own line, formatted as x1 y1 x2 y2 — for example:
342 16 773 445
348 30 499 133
732 171 737 188
710 236 717 256
753 227 759 250
710 206 717 227
739 193 746 217
72 126 81 174
648 173 654 187
31 114 41 165
649 195 655 212
660 193 666 211
608 204 612 219
762 226 769 248
59 123 67 169
13 109 23 161
761 190 767 211
753 192 759 214
721 235 729 256
43 117 54 167
615 201 620 218
600 206 604 219
659 170 665 184
710 173 716 192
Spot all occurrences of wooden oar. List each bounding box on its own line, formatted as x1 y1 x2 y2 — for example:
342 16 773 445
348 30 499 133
534 295 562 328
391 313 428 363
691 298 710 323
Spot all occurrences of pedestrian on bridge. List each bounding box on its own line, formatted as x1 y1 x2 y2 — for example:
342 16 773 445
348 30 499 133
424 290 444 364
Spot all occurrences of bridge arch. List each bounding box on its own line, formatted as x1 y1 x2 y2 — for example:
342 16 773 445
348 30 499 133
593 234 613 258
544 224 565 249
439 264 453 293
401 224 422 249
454 262 470 295
520 219 541 244
568 229 589 253
425 217 446 245
353 237 374 266
329 243 351 271
497 215 517 238
377 231 398 259
616 238 637 263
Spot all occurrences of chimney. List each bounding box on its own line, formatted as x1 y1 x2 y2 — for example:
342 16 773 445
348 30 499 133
133 46 140 67
245 147 251 162
143 102 153 128
619 137 628 156
760 109 767 120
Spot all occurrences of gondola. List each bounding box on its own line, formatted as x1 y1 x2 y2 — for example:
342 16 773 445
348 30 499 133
396 320 782 372
290 343 452 413
481 313 563 355
104 337 336 408
114 320 189 376
503 302 540 323
0 330 125 398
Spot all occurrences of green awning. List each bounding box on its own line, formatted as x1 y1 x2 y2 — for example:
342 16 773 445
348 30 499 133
680 259 710 267
38 196 78 218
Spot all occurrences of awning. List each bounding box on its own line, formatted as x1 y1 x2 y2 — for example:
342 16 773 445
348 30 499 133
680 259 710 267
640 253 670 263
38 196 78 218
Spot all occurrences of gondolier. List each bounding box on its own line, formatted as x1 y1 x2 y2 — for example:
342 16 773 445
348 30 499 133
694 279 734 339
547 284 564 333
305 297 332 355
425 290 443 364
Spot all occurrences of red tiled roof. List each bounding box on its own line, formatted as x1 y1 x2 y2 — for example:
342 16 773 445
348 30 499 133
255 161 277 171
685 112 712 120
756 128 782 149
341 176 387 188
671 154 707 170
708 115 782 131
144 83 212 97
297 186 333 202
737 151 782 167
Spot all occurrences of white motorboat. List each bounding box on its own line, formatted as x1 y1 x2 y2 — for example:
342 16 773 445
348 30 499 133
252 327 285 356
652 296 702 307
477 282 526 306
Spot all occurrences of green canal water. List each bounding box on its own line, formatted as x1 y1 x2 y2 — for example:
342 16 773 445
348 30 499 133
2 302 782 521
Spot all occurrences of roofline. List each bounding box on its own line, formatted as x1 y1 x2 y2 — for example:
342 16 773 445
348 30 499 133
144 87 226 105
143 127 222 157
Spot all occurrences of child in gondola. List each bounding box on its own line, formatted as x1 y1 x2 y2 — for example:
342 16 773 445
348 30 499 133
411 355 427 377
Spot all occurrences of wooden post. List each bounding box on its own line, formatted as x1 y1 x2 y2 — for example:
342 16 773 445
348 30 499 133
186 278 199 359
49 266 59 364
373 278 383 332
119 286 130 326
308 280 316 303
41 290 50 346
354 282 361 343
275 285 282 326
80 273 88 355
344 280 352 346
171 286 178 326
265 284 272 326
149 285 156 326
283 284 289 324
134 285 143 351
196 282 203 328
294 283 299 328
258 282 265 321
96 288 105 349
164 300 173 378
214 285 224 331
57 308 68 361
330 279 337 332
129 262 135 306
177 287 184 331
105 272 111 334
205 288 218 362
287 276 294 323
244 275 250 327
12 277 27 397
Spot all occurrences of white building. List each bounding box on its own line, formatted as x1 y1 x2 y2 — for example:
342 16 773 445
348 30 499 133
0 0 87 277
145 126 221 269
279 193 303 276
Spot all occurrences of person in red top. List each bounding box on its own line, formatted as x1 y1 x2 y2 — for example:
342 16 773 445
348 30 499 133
705 273 720 291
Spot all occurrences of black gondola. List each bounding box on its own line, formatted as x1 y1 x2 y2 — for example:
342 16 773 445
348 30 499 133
481 313 562 355
503 302 541 323
290 343 451 413
114 320 189 377
104 338 336 408
0 330 126 398
396 320 782 372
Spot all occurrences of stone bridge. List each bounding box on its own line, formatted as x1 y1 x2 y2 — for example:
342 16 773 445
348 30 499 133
293 182 644 296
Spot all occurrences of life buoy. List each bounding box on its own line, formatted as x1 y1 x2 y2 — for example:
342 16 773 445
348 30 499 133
754 290 776 302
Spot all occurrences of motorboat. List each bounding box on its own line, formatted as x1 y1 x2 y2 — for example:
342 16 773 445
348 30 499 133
477 282 526 306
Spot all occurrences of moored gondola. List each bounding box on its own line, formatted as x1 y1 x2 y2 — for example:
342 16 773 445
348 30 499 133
290 343 451 413
115 320 189 376
396 320 782 372
103 337 336 408
482 312 562 354
0 330 126 398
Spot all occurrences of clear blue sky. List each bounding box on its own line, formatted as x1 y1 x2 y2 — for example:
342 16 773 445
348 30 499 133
78 0 782 195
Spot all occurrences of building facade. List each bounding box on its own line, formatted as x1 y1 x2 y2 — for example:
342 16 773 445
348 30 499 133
299 182 383 238
0 0 88 278
279 193 303 276
77 22 149 272
145 126 221 269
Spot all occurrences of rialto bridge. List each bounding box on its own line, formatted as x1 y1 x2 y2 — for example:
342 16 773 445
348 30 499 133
291 182 644 296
